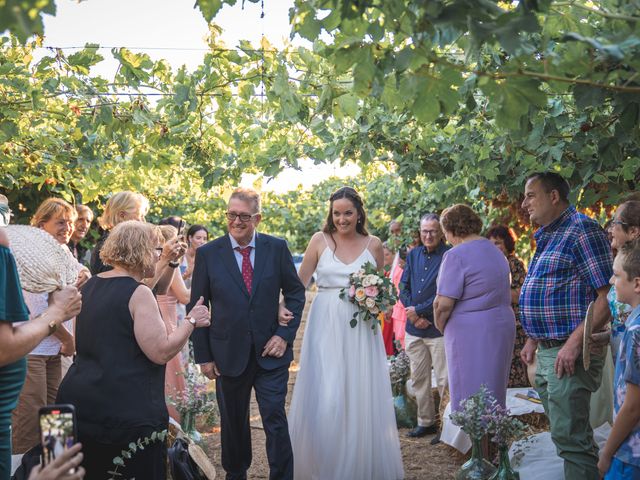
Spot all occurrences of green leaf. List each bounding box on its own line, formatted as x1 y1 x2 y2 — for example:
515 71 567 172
562 33 625 61
67 44 103 74
238 82 255 101
98 105 113 125
194 0 225 23
336 93 358 117
412 95 440 123
112 456 125 466
573 84 606 110
0 120 19 142
297 11 322 41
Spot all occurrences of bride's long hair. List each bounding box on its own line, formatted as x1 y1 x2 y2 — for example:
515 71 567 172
322 187 369 250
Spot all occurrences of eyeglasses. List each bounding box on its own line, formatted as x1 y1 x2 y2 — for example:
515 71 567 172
421 230 440 237
226 212 258 222
154 247 164 257
611 220 628 226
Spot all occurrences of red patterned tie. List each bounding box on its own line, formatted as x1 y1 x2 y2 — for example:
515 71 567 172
236 246 253 292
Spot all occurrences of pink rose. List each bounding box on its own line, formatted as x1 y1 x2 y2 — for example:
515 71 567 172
349 285 356 298
365 286 379 297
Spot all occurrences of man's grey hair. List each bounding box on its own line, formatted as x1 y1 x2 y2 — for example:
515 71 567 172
420 213 440 224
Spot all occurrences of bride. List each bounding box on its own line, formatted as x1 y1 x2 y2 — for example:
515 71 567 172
284 186 404 480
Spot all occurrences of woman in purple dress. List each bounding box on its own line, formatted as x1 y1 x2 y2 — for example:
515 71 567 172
434 204 515 410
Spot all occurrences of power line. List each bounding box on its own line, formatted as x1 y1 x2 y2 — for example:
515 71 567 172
37 45 285 53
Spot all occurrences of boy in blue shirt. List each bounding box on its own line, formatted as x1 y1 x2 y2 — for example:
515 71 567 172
599 239 640 479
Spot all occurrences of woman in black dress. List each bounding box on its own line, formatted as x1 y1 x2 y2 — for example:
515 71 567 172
58 221 210 479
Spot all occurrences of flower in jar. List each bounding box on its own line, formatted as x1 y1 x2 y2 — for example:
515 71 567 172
355 287 367 302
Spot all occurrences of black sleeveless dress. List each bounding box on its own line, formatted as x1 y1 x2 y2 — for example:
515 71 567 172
57 276 168 479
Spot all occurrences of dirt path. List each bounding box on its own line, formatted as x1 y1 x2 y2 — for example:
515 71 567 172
201 291 464 479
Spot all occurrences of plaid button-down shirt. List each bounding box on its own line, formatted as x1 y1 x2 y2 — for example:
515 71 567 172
519 206 612 340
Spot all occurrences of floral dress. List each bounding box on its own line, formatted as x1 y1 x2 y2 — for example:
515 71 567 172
609 286 633 362
608 306 640 476
508 254 528 387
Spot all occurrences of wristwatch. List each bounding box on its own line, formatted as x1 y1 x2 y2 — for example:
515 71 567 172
45 314 57 334
187 316 196 327
168 261 180 268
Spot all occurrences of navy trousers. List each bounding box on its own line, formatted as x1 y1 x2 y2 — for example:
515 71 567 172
216 349 292 480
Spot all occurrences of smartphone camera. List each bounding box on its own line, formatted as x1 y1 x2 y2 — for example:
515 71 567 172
39 404 77 469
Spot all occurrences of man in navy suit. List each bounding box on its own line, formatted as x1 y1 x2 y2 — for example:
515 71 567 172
189 187 306 480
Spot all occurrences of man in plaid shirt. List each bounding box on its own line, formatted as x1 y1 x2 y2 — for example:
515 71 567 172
519 172 612 480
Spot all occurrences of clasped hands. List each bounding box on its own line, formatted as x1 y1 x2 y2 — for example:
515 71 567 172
405 306 431 329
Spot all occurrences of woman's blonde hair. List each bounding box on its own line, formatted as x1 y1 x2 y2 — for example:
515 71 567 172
98 191 149 230
158 224 177 243
100 221 161 274
31 198 77 227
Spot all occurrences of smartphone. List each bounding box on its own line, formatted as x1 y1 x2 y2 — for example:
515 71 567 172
177 220 185 242
39 404 77 468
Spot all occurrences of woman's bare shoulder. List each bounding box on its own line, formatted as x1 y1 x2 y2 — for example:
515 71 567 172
0 229 8 247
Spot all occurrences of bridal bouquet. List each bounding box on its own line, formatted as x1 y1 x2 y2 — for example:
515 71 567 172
339 261 397 332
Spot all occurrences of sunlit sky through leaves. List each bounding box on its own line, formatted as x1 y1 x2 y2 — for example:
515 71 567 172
39 0 360 193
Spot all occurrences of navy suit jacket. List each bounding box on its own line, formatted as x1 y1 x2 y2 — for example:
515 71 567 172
188 232 306 377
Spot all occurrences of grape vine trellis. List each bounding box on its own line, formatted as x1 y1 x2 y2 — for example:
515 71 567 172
1 0 639 234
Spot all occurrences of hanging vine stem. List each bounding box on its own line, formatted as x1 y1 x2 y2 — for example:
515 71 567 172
260 0 266 122
553 2 640 22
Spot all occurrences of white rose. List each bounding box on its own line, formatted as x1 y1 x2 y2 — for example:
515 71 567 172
362 276 372 287
365 297 376 309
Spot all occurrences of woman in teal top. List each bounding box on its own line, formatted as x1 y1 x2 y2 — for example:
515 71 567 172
0 222 82 479
0 233 30 479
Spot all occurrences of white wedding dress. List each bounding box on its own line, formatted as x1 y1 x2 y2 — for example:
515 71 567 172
288 240 404 480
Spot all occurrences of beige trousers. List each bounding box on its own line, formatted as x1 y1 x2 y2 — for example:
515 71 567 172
11 355 62 453
405 333 448 427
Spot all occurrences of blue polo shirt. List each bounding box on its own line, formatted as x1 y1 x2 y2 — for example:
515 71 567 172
400 242 450 338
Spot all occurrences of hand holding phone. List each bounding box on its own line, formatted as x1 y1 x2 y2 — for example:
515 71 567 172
28 443 85 480
39 405 78 472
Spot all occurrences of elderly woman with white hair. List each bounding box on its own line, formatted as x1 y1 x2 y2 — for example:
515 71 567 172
57 221 211 479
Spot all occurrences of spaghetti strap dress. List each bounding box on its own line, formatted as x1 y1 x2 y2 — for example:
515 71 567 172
288 236 404 480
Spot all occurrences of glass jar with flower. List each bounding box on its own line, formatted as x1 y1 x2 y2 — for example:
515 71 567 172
167 364 218 444
389 349 416 428
450 385 498 480
487 404 526 480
